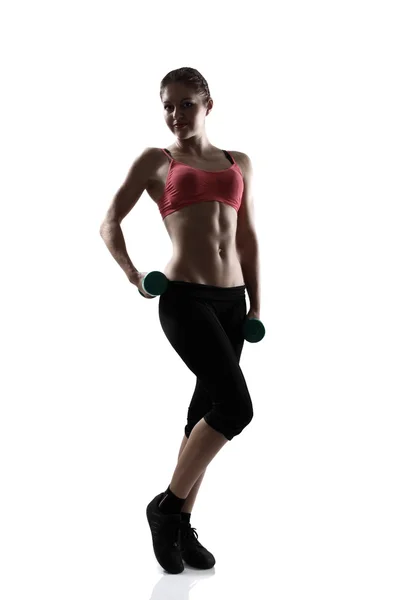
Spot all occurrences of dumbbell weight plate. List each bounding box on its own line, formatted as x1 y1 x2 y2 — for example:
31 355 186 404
243 318 266 343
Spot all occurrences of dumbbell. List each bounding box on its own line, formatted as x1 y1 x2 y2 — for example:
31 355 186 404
138 271 169 297
242 317 266 343
138 270 265 343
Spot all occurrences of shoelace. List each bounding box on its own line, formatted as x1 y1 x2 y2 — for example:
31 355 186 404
182 523 199 541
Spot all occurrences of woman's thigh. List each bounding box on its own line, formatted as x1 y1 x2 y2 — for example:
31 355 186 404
185 294 247 434
158 285 251 438
159 291 245 390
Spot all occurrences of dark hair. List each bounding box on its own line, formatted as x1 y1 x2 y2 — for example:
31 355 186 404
160 67 211 106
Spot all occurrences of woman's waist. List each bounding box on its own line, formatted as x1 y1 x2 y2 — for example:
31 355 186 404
164 253 244 287
171 242 239 263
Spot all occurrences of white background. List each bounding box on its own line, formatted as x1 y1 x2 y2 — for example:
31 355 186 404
1 0 393 598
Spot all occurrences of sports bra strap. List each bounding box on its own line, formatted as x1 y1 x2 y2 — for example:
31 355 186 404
223 150 235 164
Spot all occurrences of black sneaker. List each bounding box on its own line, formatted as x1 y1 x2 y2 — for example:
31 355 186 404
146 492 184 574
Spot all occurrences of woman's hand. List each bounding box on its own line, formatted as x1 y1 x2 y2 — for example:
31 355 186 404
246 308 260 320
129 271 156 299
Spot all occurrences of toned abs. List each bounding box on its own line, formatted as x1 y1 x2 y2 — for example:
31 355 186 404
145 147 245 287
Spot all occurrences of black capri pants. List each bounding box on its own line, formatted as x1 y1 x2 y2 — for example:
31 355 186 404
158 280 254 441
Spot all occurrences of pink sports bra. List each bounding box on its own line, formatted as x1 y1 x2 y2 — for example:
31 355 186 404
156 148 244 220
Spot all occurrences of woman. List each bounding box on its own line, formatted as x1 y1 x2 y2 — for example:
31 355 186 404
100 67 261 574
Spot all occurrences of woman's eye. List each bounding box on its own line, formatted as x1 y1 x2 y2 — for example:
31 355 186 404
165 102 192 111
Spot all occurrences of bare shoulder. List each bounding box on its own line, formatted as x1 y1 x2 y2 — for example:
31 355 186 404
230 150 247 160
143 146 166 165
140 147 168 181
229 150 252 175
149 146 170 165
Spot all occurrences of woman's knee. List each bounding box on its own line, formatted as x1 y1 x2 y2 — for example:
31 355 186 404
204 392 254 440
233 400 254 434
185 400 253 441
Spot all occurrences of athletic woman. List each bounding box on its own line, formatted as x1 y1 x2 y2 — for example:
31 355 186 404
100 67 261 574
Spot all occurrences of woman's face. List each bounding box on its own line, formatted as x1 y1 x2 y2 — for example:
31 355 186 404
162 83 209 137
